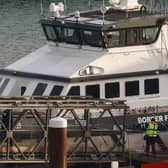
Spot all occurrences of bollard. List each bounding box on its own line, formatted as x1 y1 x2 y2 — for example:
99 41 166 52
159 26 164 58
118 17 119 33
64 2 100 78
111 161 119 168
48 117 67 168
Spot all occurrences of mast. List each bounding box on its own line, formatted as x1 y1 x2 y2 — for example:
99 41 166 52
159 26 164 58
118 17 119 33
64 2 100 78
40 0 44 16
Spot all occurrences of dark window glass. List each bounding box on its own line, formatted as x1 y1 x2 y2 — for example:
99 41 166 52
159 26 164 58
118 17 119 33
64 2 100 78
105 30 125 48
50 85 64 96
86 84 100 98
0 78 10 95
125 80 139 96
33 83 47 96
44 25 57 41
105 31 119 47
105 82 120 98
126 29 137 45
82 30 102 47
21 86 26 96
141 27 159 44
63 28 79 44
105 26 159 48
145 78 159 95
67 86 80 96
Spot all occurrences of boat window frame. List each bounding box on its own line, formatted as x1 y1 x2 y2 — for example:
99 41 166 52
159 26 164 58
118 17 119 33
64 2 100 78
103 25 161 48
67 85 80 96
42 24 59 42
105 82 120 98
49 85 64 96
32 82 48 96
42 24 105 48
0 78 10 95
62 27 81 44
126 29 138 46
144 78 159 95
0 78 2 85
85 84 100 98
139 26 160 45
81 30 104 47
125 80 140 97
21 86 26 96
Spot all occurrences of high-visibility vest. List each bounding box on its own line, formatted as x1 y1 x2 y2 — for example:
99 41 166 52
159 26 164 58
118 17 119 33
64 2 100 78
146 122 158 137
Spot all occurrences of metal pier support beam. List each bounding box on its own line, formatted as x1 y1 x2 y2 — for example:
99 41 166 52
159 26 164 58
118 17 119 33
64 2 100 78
48 117 67 168
0 96 128 163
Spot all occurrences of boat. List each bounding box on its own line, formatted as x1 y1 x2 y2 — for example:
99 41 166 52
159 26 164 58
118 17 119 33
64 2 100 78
0 0 168 146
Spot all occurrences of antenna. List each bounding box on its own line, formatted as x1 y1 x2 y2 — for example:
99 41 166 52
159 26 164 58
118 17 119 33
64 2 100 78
164 0 167 16
88 0 93 8
40 0 44 16
63 0 67 12
101 0 111 24
102 0 106 24
100 0 107 24
149 0 153 14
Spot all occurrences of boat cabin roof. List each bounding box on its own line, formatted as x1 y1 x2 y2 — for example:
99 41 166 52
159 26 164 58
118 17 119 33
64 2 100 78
41 9 164 31
2 8 168 82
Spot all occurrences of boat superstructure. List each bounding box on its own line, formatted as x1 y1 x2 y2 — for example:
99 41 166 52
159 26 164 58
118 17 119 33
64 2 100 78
1 0 168 115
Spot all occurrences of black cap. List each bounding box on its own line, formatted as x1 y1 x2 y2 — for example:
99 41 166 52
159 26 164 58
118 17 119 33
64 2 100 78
151 118 155 121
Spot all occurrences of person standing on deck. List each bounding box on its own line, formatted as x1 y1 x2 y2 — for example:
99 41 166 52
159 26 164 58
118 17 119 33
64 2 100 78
145 118 158 156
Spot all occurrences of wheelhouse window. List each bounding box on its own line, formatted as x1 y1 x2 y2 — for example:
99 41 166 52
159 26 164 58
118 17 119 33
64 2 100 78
43 24 104 47
82 30 102 47
144 78 159 95
105 31 120 47
126 29 137 45
86 84 100 98
33 83 47 96
125 80 139 96
21 86 26 96
63 28 79 44
43 25 57 41
105 30 125 47
49 85 64 96
0 78 10 95
141 27 159 44
105 82 120 98
104 26 160 48
67 86 80 96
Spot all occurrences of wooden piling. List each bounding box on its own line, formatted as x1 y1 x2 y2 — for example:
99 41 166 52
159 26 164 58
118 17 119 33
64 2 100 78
48 117 67 168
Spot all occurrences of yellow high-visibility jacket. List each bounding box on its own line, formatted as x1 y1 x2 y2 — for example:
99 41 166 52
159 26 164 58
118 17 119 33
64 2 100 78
146 122 158 137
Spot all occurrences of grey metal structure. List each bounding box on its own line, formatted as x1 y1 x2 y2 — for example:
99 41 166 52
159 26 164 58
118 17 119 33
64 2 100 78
0 96 128 163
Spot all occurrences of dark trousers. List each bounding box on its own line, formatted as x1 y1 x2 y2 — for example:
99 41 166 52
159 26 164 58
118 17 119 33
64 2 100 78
146 136 157 155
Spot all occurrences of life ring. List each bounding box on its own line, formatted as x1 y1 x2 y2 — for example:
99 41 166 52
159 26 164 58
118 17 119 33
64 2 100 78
140 5 147 13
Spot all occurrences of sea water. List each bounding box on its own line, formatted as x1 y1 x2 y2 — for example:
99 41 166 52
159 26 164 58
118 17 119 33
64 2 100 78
0 0 105 69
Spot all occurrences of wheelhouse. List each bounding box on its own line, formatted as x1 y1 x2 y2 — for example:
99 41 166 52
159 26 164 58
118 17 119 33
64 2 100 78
41 9 162 49
41 19 104 47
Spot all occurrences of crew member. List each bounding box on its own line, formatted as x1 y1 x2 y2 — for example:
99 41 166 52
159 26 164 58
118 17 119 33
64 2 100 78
145 118 158 156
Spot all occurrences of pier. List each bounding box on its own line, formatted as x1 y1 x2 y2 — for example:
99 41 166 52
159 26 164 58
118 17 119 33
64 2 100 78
0 96 128 166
